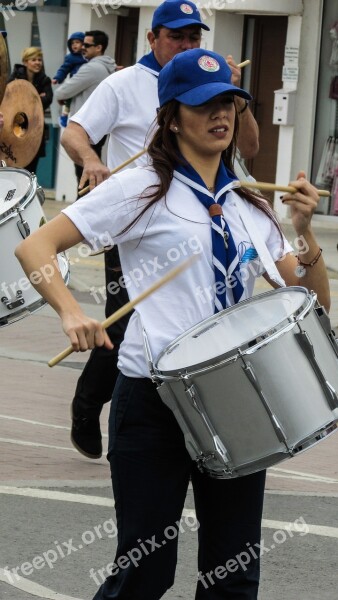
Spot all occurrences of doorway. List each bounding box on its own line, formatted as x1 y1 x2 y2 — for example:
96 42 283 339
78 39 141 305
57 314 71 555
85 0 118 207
243 16 288 189
115 8 140 67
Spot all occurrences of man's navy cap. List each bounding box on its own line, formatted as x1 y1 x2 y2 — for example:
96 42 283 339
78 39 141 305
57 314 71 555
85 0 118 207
158 48 252 107
152 0 210 31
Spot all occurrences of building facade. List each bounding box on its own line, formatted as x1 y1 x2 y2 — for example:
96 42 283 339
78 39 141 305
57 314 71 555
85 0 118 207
1 0 337 222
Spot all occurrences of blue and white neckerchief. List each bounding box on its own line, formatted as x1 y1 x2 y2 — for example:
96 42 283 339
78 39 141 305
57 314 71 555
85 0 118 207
174 160 244 312
137 51 162 76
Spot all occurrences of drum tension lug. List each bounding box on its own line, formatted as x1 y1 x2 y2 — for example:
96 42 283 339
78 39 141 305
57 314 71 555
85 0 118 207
1 290 25 311
294 327 338 410
16 207 31 239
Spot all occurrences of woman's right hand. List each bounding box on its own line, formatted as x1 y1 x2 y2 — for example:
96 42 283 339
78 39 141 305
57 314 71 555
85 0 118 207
61 311 114 352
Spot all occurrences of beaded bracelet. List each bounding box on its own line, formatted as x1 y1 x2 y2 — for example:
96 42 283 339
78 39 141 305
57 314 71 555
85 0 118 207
295 247 322 278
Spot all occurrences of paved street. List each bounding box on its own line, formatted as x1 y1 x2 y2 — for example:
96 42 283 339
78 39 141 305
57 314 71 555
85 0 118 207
0 199 338 599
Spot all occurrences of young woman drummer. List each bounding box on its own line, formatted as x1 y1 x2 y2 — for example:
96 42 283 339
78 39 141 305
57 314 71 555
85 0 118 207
16 48 329 600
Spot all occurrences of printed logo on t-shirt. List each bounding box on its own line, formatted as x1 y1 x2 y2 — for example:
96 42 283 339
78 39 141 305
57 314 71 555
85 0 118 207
180 3 194 14
198 56 220 73
238 241 258 264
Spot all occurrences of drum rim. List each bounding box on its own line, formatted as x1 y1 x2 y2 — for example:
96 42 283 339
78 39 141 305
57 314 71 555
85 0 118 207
0 253 70 326
0 296 46 327
155 286 314 377
0 167 37 226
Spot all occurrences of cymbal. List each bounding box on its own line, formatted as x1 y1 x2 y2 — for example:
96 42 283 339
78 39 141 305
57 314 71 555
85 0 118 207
0 34 8 104
0 79 44 168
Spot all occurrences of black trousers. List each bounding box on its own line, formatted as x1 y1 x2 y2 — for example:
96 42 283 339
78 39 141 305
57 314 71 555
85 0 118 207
92 375 266 600
72 249 130 415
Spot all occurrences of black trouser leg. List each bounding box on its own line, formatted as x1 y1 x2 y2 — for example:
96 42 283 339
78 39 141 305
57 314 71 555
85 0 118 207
92 375 191 599
72 251 131 414
192 467 266 599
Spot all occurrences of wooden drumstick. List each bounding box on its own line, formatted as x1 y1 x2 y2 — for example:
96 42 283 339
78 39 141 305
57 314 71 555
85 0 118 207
78 148 148 198
237 180 330 197
48 255 198 367
237 60 250 68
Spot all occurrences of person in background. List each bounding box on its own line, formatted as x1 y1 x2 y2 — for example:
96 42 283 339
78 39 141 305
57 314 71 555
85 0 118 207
60 0 260 461
8 47 53 174
52 31 87 128
54 30 116 184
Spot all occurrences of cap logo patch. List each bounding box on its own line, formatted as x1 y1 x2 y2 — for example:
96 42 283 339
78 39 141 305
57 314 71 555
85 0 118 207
198 56 220 72
180 3 194 14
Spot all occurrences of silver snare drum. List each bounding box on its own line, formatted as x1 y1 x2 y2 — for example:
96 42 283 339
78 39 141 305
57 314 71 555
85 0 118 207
0 167 70 326
154 287 338 478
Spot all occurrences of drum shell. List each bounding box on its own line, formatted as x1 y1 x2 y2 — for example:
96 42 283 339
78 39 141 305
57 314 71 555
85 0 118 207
155 289 338 478
0 168 69 326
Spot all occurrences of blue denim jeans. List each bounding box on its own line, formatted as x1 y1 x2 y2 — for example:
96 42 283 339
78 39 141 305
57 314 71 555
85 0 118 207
93 374 266 600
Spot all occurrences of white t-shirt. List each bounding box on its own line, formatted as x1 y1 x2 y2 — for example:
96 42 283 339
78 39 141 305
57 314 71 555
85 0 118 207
70 63 158 170
63 167 292 378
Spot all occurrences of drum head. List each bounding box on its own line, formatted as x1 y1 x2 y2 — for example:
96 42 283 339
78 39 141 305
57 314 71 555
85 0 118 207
156 287 312 374
0 168 34 218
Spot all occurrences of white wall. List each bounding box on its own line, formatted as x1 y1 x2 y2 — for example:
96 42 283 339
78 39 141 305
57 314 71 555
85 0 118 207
274 1 324 219
5 11 33 67
213 12 244 61
273 16 301 219
37 7 68 127
136 7 153 59
291 0 323 177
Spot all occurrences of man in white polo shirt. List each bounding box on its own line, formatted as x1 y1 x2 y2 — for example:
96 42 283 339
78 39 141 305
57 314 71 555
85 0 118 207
61 0 259 460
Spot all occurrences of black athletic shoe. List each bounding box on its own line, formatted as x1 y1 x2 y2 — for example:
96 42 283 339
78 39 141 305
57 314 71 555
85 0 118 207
70 401 103 459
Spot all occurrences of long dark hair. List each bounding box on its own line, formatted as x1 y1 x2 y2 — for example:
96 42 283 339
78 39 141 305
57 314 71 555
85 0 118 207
119 99 282 237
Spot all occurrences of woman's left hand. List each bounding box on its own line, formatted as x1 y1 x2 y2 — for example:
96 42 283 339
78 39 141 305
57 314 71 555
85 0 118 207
281 171 319 236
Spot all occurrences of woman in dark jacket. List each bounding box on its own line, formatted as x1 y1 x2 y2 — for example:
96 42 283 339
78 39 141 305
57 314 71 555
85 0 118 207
8 46 53 173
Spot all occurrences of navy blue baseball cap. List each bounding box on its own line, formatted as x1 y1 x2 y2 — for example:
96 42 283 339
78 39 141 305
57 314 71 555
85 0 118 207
152 0 210 31
158 48 252 107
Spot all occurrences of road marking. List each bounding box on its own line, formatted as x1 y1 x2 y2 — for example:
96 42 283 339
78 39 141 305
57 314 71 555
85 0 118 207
0 568 83 600
0 486 338 539
0 414 70 430
0 486 114 505
0 438 77 452
269 466 338 484
261 519 338 539
0 415 108 438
